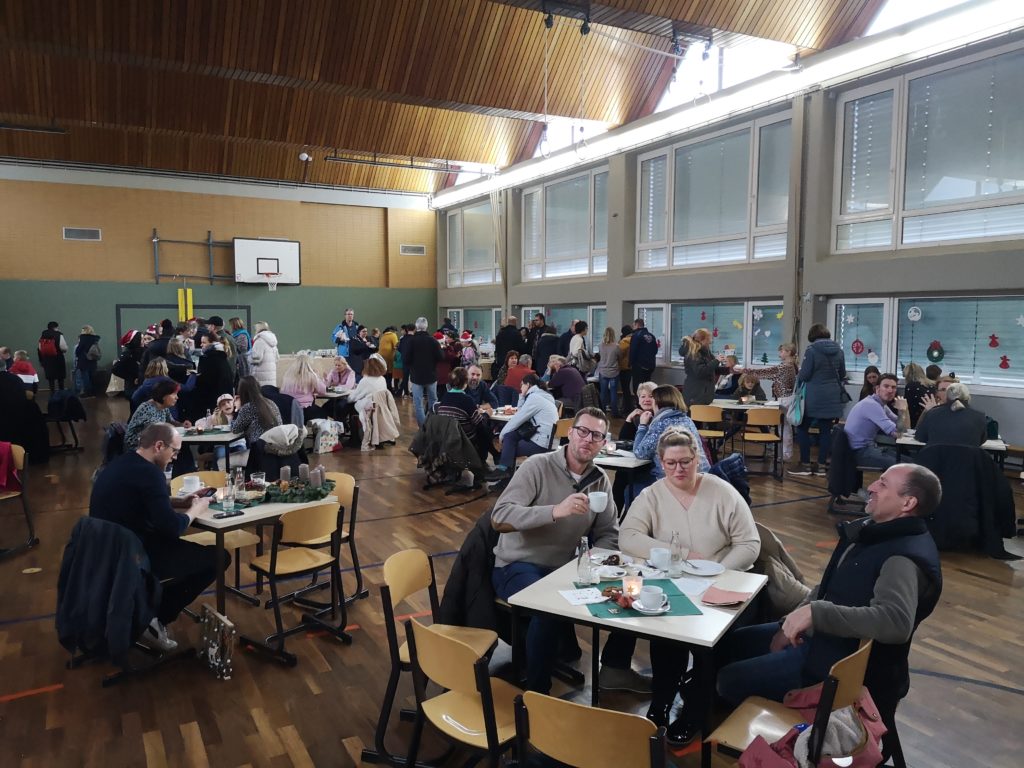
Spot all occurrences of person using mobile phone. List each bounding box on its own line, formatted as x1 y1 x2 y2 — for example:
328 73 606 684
89 422 225 654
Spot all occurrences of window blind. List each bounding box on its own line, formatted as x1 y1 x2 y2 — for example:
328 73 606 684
841 91 893 215
833 303 886 374
670 303 745 364
544 176 590 277
756 121 791 227
640 155 668 244
673 129 750 242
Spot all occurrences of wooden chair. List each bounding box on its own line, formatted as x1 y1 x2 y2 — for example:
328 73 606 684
247 501 352 665
361 549 498 766
404 618 522 768
690 404 726 463
550 417 574 449
740 408 783 479
264 472 369 609
171 471 260 606
515 691 667 768
0 444 39 560
707 640 875 765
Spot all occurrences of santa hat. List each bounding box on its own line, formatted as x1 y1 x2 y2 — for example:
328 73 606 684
433 331 445 340
460 331 473 340
119 329 138 346
146 324 159 335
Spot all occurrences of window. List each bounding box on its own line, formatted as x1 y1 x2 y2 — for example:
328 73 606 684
749 302 785 365
446 201 501 287
637 115 791 271
588 306 607 351
523 167 608 281
635 304 668 364
834 44 1024 251
828 295 1024 392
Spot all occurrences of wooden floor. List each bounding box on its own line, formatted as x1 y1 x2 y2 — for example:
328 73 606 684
1 394 1021 768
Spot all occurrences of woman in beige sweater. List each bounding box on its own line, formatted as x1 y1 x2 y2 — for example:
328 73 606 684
620 429 760 747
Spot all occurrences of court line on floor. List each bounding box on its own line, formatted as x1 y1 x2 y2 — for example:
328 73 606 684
910 668 1024 697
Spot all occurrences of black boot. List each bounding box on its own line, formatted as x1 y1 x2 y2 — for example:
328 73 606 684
645 702 672 729
665 714 699 747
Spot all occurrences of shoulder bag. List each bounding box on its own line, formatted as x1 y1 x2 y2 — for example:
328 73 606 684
786 382 806 426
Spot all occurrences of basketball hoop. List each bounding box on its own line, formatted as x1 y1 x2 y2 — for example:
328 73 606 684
262 272 282 292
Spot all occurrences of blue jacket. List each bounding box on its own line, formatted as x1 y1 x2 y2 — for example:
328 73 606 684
629 327 659 370
797 339 847 419
633 408 710 479
332 321 358 357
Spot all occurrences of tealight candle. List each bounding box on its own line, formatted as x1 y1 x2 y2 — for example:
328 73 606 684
623 574 644 599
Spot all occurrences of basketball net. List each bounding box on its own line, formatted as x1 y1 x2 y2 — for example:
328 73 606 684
262 272 281 292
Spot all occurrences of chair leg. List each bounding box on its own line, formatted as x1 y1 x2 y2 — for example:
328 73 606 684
228 547 260 606
345 536 370 603
0 497 40 561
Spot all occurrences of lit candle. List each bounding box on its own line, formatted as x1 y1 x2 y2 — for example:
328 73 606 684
622 574 643 599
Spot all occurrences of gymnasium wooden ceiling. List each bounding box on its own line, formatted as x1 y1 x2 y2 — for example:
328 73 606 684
0 0 884 195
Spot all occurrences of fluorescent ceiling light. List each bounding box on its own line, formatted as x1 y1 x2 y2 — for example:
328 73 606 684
430 0 1024 210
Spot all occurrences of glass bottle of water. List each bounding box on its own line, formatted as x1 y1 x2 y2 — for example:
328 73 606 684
576 536 592 585
233 467 246 498
669 531 684 577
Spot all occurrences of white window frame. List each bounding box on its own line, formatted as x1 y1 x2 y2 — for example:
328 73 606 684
635 112 791 272
522 165 609 282
587 305 607 351
446 203 501 288
635 303 670 365
491 307 504 342
832 41 1024 253
443 308 465 332
827 295 1024 396
522 306 544 328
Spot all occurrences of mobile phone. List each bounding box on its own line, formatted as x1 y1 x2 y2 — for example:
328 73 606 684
196 487 217 498
212 510 244 519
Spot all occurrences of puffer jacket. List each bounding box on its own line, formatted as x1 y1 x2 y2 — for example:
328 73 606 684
797 339 847 419
251 330 279 387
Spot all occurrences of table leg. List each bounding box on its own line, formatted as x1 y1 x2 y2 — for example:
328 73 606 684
214 529 227 616
591 626 600 707
695 646 716 768
510 604 523 685
224 442 231 473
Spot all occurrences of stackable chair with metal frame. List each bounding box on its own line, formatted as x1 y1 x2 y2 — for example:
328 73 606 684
404 618 522 768
0 444 39 560
515 690 667 768
706 641 891 765
550 417 574 448
690 404 727 463
263 471 369 609
245 501 352 666
170 471 261 606
740 408 784 480
361 548 498 767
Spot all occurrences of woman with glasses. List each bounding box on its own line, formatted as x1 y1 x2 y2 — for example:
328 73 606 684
620 429 759 747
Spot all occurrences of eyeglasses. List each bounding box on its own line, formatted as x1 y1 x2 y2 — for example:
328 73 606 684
662 457 695 470
571 425 606 442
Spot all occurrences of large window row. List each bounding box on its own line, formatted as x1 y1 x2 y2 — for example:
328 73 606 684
835 43 1024 251
828 295 1024 392
523 168 608 281
446 200 502 288
637 114 791 271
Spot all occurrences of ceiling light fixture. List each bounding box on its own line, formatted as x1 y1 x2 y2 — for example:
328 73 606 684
431 0 1024 210
324 151 494 176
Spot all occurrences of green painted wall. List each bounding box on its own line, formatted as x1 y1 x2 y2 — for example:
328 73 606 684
0 280 436 363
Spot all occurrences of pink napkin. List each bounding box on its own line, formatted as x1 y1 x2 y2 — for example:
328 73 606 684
701 586 752 606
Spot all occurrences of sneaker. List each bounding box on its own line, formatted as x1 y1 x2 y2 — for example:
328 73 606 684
788 464 814 477
138 618 177 653
599 666 653 694
815 463 830 477
486 466 510 482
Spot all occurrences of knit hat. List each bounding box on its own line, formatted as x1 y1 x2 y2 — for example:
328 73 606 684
119 329 138 346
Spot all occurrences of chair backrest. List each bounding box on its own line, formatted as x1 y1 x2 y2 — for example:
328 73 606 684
8 443 26 472
324 471 356 512
407 618 482 696
554 418 574 440
279 501 340 545
744 408 781 427
169 470 228 496
829 639 873 711
690 404 723 423
383 548 434 608
518 691 662 768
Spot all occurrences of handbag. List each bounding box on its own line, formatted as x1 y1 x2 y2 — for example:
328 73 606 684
787 383 806 426
515 419 539 441
826 358 851 404
86 343 101 361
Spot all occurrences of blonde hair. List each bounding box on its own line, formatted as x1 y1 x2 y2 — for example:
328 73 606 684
167 339 186 358
903 361 932 387
253 321 270 334
656 428 698 458
636 381 657 397
681 328 712 359
778 342 797 358
334 355 350 370
14 349 29 361
144 359 169 379
602 326 616 345
283 353 323 394
740 371 761 389
81 325 95 334
229 317 245 331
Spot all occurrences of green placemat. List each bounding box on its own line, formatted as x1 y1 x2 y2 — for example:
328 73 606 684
209 498 260 512
578 578 702 619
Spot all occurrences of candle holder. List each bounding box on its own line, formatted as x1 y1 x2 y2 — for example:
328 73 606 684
622 574 644 599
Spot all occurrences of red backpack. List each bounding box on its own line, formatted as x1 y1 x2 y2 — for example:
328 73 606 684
38 336 59 357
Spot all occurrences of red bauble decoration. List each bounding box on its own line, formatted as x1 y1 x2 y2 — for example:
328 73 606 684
712 327 719 338
999 355 1010 370
701 311 707 321
989 334 999 348
851 339 865 355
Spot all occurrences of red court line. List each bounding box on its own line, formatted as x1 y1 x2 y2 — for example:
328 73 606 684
0 683 64 703
394 610 433 621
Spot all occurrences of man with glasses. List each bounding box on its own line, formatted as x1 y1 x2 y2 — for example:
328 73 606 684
492 407 651 695
919 375 957 414
331 308 357 358
90 422 220 653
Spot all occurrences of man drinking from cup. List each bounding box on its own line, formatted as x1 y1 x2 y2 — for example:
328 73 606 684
491 407 651 695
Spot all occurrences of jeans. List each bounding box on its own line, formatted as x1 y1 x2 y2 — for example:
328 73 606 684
492 562 635 693
716 622 810 705
599 375 619 416
498 434 547 468
796 417 836 465
147 537 228 625
411 381 437 427
854 443 897 470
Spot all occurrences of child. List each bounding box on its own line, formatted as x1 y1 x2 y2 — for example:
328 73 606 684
9 350 40 394
197 393 246 469
459 332 478 367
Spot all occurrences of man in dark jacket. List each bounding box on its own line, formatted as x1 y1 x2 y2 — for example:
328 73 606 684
394 324 415 398
466 364 498 409
38 320 68 392
405 317 443 427
717 463 943 752
629 318 659 386
90 422 219 653
526 313 551 357
493 316 522 372
557 320 579 357
532 330 560 375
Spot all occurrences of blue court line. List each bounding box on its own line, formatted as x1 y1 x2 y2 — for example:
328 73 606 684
910 668 1024 697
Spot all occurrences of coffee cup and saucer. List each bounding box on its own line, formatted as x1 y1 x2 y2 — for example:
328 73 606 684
632 585 670 615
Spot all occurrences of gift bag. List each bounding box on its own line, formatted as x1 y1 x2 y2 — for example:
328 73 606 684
310 418 343 454
105 373 125 396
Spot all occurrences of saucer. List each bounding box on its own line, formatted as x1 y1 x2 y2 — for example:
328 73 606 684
632 600 670 615
596 566 627 580
680 560 726 577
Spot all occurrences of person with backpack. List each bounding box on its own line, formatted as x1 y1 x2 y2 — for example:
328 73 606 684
74 325 102 397
38 321 68 392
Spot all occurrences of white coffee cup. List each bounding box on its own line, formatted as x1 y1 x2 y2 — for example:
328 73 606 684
588 491 608 513
638 585 666 610
182 475 201 493
649 547 671 570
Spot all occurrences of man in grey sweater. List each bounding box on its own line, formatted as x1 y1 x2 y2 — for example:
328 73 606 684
492 407 651 694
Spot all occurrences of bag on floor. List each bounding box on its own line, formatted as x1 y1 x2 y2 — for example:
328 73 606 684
106 373 125 396
310 418 343 454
